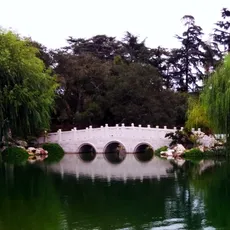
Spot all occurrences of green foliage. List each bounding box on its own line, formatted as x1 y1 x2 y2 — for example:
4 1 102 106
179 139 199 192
175 15 205 91
42 143 64 164
165 129 194 149
1 147 28 165
0 165 63 230
0 29 58 138
2 8 229 133
185 96 211 130
155 146 168 156
52 52 188 128
213 8 230 52
201 54 230 141
106 63 188 127
184 148 204 157
185 148 228 158
53 52 111 127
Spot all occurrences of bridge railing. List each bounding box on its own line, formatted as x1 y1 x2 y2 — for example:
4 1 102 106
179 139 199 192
39 124 186 144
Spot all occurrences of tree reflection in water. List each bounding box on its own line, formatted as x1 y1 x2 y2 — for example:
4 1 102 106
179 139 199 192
0 156 228 230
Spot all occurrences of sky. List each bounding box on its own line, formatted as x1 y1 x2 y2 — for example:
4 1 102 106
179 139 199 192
0 0 230 50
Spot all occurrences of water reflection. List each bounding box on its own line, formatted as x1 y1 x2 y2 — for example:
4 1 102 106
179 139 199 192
134 144 154 162
0 154 229 230
104 142 127 164
78 144 97 162
0 163 64 230
43 154 175 181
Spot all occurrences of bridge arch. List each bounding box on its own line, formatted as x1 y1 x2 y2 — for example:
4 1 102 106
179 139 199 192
77 143 97 162
103 141 127 164
133 143 154 162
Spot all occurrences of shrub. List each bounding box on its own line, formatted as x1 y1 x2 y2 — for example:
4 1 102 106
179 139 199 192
184 148 204 157
155 146 168 156
43 143 64 164
1 147 29 165
165 129 194 149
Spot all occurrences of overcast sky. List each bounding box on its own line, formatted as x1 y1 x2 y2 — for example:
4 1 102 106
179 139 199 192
1 0 230 49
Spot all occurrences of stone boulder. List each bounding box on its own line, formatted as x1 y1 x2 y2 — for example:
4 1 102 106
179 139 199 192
16 140 28 148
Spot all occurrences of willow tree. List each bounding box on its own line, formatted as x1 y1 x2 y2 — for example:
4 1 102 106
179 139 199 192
0 30 58 139
185 96 210 131
201 54 230 141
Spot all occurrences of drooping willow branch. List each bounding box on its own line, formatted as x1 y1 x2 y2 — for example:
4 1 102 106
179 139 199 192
201 54 230 142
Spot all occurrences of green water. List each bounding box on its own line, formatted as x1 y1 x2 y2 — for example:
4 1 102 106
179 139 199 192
0 155 229 230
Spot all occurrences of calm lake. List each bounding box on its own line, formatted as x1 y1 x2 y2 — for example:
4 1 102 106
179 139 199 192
0 154 229 230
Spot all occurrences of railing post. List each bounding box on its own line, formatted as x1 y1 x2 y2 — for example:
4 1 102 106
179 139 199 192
58 129 62 143
100 125 104 139
89 125 92 138
85 127 89 139
121 124 125 137
105 124 108 138
115 124 119 137
73 127 77 141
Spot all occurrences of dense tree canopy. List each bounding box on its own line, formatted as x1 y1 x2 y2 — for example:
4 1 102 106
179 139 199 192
1 7 230 136
0 30 57 139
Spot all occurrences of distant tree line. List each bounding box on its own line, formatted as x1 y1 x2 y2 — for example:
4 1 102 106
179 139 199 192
1 8 230 138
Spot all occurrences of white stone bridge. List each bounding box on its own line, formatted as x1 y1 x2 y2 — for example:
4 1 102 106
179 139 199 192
38 124 183 155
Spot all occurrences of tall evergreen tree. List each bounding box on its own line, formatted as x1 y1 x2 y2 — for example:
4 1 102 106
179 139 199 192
149 47 173 89
67 35 123 61
213 8 230 53
121 32 149 63
175 15 204 91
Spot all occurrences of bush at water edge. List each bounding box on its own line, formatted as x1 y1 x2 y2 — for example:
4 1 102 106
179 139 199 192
1 147 29 165
42 143 64 164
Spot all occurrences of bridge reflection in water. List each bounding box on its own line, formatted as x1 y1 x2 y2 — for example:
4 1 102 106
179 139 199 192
44 154 176 182
77 142 155 163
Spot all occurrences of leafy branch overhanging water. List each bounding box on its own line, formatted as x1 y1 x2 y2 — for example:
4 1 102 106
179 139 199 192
201 54 230 144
